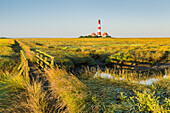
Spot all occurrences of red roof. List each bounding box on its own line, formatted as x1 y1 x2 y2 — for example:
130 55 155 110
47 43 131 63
91 33 97 36
102 32 108 36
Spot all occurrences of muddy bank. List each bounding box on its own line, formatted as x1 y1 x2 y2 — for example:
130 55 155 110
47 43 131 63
72 58 170 76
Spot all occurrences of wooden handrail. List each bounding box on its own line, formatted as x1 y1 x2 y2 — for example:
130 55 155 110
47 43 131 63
36 55 50 66
36 50 54 69
36 50 54 59
21 50 28 60
18 50 29 78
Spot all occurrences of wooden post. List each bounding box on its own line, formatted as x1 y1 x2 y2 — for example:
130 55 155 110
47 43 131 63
44 57 48 68
40 54 43 68
17 50 29 77
36 52 39 67
21 50 24 75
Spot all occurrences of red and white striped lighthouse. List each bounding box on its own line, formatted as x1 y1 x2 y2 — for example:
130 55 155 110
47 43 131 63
97 19 101 36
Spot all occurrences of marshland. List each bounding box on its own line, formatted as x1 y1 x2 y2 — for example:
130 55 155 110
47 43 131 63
0 38 169 112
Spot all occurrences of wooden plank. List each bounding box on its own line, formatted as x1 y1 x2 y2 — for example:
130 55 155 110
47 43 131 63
17 65 25 76
36 55 50 66
44 57 48 68
40 63 44 68
37 59 40 64
18 61 23 70
20 50 28 60
36 49 55 69
36 50 54 59
18 50 29 76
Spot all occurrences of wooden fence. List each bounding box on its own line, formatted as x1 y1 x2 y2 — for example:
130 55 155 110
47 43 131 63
36 50 54 69
18 50 29 77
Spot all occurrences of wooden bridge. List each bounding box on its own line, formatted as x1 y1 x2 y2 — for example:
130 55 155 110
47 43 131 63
15 39 55 79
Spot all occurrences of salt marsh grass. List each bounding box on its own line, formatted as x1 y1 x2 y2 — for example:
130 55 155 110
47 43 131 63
0 38 169 112
18 38 170 69
0 72 57 112
80 67 170 112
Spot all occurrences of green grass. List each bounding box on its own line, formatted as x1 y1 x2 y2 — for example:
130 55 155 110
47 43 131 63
0 72 59 112
45 67 97 113
0 39 56 112
17 38 170 68
1 38 169 112
79 68 170 112
0 39 19 74
43 66 170 112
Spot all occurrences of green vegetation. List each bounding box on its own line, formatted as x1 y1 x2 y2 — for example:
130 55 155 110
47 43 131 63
0 39 57 112
0 38 170 112
0 39 19 74
79 35 112 38
17 38 170 70
45 68 94 112
0 72 58 112
0 37 7 39
79 67 170 112
79 35 102 38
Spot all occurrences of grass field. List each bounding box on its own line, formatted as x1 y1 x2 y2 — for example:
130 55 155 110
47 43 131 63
0 39 19 73
0 38 170 112
0 39 21 111
18 38 170 72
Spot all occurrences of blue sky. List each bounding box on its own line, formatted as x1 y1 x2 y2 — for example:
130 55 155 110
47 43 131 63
0 0 170 37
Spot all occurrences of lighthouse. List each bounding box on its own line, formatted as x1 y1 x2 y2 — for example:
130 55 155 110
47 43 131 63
88 19 111 38
97 19 101 36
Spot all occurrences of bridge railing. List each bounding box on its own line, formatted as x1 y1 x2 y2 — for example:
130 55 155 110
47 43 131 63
36 50 54 69
18 50 29 77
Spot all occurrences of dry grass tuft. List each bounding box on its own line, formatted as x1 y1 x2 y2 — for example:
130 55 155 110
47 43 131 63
0 72 57 112
45 67 97 113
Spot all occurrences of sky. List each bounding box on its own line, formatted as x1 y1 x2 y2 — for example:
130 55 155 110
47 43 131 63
0 0 170 38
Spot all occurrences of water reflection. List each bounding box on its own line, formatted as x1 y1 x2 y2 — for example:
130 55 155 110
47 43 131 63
94 72 169 85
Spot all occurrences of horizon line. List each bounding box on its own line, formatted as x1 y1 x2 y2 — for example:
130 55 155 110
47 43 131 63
1 36 170 38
